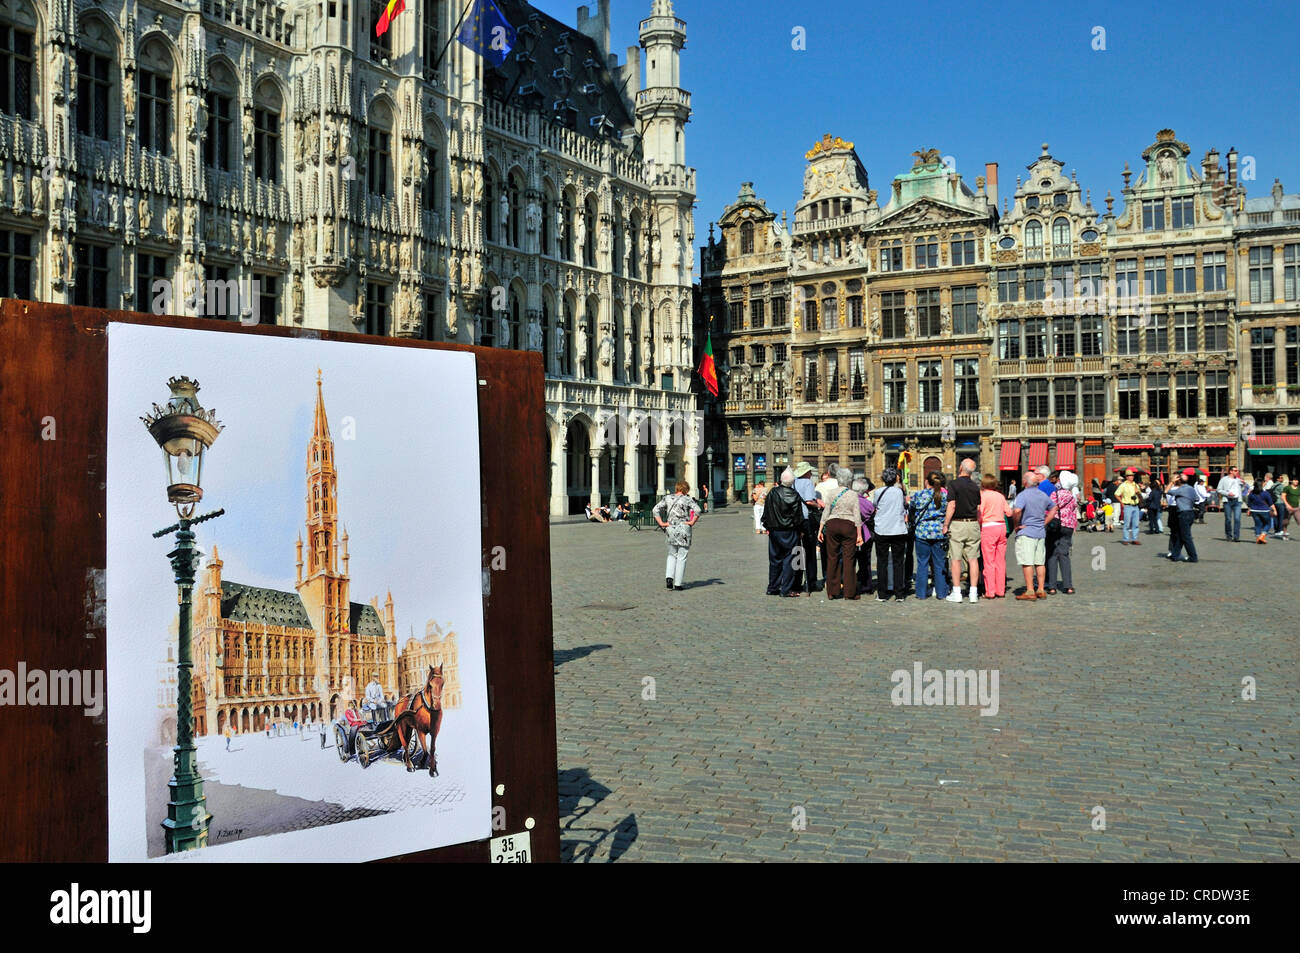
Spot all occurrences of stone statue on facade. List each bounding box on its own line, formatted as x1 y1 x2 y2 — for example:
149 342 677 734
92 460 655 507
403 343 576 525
905 306 916 336
598 332 613 367
526 318 542 351
941 307 952 334
292 273 304 316
183 203 197 239
525 200 541 234
12 173 25 215
573 211 586 256
165 204 180 240
847 237 865 265
576 323 588 377
447 295 459 336
554 321 566 363
473 166 484 202
498 189 509 232
30 174 44 217
497 309 510 349
791 243 808 273
138 196 151 234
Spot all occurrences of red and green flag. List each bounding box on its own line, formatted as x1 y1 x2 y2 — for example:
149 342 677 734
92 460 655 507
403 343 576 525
698 324 719 397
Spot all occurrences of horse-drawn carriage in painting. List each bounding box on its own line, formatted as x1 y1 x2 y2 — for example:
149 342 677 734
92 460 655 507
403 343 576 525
329 666 446 775
331 706 422 770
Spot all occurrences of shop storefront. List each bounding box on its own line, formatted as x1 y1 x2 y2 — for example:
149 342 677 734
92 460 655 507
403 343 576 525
1246 435 1300 481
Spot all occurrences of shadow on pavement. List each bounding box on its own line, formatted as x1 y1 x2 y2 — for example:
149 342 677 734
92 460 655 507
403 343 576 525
554 644 612 667
680 578 725 589
558 766 638 863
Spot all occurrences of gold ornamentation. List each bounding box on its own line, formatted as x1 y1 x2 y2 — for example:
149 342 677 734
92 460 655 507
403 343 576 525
805 134 854 160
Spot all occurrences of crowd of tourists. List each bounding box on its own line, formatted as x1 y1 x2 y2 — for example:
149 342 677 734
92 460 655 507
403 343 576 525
742 459 1299 601
638 460 1298 596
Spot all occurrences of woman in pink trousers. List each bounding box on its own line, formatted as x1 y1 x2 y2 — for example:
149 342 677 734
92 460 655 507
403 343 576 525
979 473 1012 597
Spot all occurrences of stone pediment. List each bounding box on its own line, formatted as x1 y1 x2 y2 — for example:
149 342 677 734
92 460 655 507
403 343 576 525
874 198 983 231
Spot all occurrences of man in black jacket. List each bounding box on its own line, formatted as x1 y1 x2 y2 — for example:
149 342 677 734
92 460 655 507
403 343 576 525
762 468 804 597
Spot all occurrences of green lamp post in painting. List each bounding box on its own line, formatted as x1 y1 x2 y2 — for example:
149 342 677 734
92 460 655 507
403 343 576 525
142 376 224 853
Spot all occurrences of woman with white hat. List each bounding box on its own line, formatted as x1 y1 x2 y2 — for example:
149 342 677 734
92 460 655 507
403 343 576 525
1046 471 1080 594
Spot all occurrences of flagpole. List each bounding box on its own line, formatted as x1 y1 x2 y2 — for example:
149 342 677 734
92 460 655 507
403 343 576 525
433 0 477 72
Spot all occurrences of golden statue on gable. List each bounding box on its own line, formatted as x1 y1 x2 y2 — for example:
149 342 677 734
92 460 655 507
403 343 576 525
805 133 855 160
912 148 943 167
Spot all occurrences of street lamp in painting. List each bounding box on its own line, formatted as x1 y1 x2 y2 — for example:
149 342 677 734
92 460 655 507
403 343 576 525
142 376 224 853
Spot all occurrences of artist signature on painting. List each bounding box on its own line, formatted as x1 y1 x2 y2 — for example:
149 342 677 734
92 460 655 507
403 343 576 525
215 829 244 839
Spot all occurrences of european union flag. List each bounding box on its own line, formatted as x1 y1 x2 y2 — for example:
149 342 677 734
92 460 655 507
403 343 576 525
456 0 516 68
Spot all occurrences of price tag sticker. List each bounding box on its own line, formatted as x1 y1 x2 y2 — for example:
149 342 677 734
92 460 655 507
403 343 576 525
490 831 532 863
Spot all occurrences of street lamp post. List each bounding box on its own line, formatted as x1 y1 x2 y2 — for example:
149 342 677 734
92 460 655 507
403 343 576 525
706 445 714 502
1153 440 1164 484
143 376 224 854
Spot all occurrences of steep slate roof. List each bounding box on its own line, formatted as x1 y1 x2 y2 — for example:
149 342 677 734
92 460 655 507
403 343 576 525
221 581 313 629
220 581 387 638
350 602 387 638
486 0 637 144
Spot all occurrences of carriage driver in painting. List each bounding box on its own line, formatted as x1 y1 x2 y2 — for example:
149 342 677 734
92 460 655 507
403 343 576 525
363 672 386 724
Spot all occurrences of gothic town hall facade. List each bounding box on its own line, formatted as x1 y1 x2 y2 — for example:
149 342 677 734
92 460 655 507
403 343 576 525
0 0 698 515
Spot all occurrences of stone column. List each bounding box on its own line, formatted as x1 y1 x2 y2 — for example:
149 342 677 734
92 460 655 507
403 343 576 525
684 448 698 502
624 441 640 504
589 449 603 509
656 449 668 497
550 429 569 516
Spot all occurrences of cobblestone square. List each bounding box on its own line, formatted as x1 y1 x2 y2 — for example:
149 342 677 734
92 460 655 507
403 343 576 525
551 508 1297 862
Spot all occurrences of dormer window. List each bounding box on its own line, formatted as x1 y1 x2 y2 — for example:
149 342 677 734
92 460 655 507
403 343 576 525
1053 193 1069 207
1025 195 1040 210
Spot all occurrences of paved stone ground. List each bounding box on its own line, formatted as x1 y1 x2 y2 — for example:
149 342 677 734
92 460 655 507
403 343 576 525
551 507 1298 862
143 731 465 857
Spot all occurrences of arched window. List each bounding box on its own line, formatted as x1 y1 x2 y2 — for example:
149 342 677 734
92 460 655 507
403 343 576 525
630 307 640 380
740 221 754 255
508 170 524 247
1024 220 1043 249
560 190 574 260
584 295 599 374
205 61 237 172
508 285 523 350
613 304 625 381
583 195 597 267
253 80 283 184
367 100 394 197
0 0 37 120
478 279 495 347
138 38 174 156
75 15 115 139
613 204 624 275
542 295 554 373
562 296 575 375
541 185 555 255
369 0 392 62
1051 217 1071 252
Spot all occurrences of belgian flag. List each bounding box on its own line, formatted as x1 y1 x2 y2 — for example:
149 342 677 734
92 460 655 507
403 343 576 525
698 323 719 397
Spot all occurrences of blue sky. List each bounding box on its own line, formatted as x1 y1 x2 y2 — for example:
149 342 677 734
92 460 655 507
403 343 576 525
106 324 486 670
528 0 1300 241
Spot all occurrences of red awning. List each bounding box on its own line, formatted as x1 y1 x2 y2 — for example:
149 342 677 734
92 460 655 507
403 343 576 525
1027 441 1048 469
1160 441 1237 449
1055 441 1076 471
1114 443 1154 450
998 441 1021 471
1247 435 1300 450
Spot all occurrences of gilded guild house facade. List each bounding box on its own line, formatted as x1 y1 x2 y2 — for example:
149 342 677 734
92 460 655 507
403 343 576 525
0 0 697 516
701 130 1295 501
